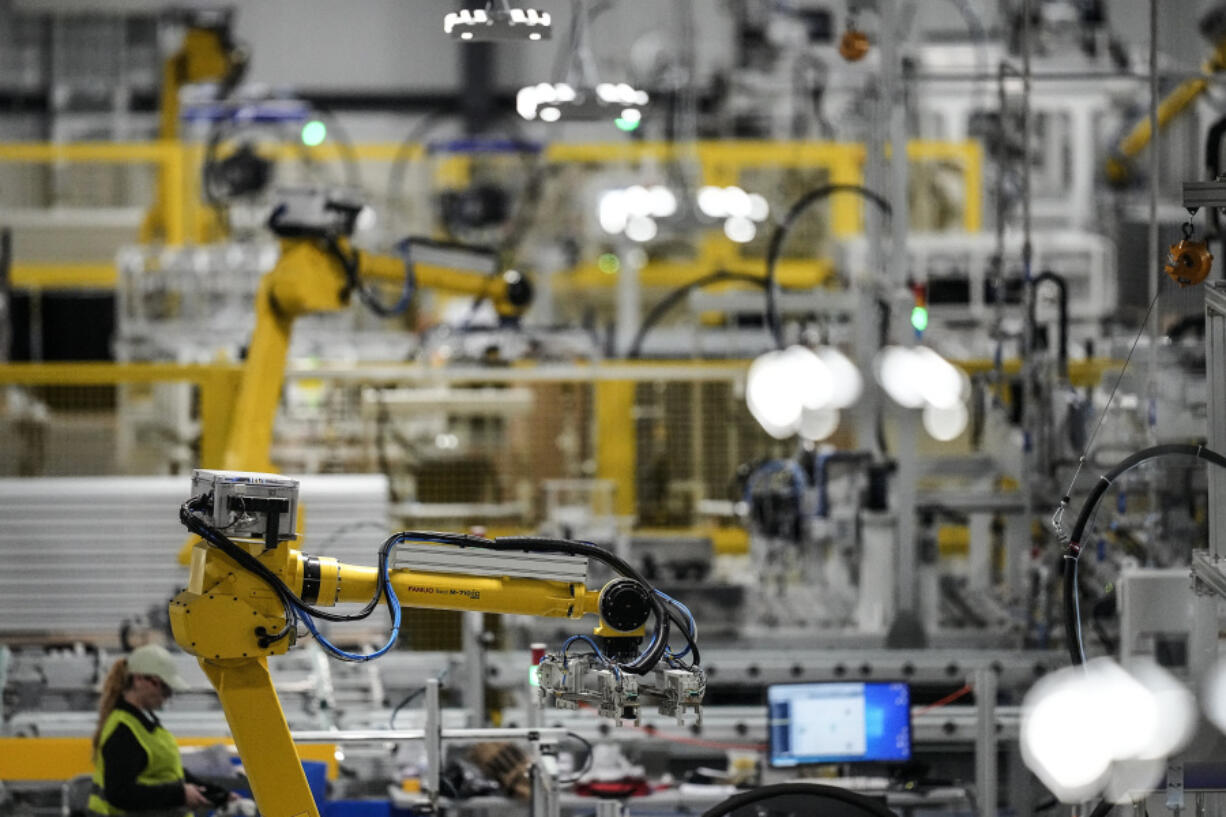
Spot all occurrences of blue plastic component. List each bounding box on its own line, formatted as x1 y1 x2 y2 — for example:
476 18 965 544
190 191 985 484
325 801 391 817
426 137 543 156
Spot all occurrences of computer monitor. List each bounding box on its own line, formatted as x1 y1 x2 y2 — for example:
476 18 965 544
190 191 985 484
767 681 911 767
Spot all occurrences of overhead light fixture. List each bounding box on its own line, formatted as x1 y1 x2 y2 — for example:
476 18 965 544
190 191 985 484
445 2 552 41
598 184 676 242
873 346 968 411
517 81 648 123
745 345 860 440
697 185 771 244
1021 658 1195 803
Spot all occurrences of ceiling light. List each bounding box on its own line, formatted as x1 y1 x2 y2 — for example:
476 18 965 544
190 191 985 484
874 346 967 410
598 185 676 240
921 402 968 441
798 407 840 441
745 346 836 439
816 347 863 409
723 216 756 244
517 82 648 123
1022 659 1195 804
445 4 552 42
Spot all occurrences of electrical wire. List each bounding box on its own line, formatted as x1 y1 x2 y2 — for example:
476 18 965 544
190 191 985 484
654 589 696 662
324 235 417 318
1061 444 1226 665
388 686 426 729
764 185 891 349
562 634 611 664
389 667 448 729
558 731 594 785
1054 284 1164 537
914 684 973 715
698 782 899 817
627 271 768 359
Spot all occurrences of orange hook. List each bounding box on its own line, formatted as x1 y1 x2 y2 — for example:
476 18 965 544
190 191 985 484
839 29 870 61
1164 239 1214 287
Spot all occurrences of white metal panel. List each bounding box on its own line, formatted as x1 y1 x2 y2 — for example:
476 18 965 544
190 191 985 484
0 474 388 640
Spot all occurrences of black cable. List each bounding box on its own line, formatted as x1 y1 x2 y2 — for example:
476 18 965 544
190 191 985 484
181 496 298 645
764 184 892 349
699 783 899 817
389 686 426 729
627 271 768 358
1029 271 1068 379
1062 443 1226 665
558 731 594 785
323 235 416 318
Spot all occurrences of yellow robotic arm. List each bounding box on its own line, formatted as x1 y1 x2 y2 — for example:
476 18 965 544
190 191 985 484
169 471 698 817
177 189 532 564
1106 8 1226 185
223 189 532 474
143 10 249 243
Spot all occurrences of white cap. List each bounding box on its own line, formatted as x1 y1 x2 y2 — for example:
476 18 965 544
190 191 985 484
127 644 189 692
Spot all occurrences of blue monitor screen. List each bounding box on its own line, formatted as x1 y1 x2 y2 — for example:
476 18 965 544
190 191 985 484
767 681 911 767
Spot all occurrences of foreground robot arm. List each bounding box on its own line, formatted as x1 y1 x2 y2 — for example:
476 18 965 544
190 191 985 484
171 471 702 817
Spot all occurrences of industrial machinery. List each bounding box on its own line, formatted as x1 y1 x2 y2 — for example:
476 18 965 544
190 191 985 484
143 8 250 243
208 186 531 475
173 468 702 817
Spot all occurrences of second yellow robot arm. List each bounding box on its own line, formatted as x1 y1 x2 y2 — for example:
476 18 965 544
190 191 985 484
222 235 530 474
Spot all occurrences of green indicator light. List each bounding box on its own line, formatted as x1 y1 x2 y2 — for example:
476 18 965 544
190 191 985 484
910 305 929 333
301 120 327 147
597 253 621 275
528 665 540 687
614 116 641 132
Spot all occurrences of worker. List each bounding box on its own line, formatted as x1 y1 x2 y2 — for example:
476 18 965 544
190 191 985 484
87 643 226 817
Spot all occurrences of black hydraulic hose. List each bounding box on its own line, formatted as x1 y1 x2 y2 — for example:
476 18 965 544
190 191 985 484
1029 270 1068 380
764 184 891 349
324 236 416 318
1062 444 1226 665
700 783 899 817
627 271 767 359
